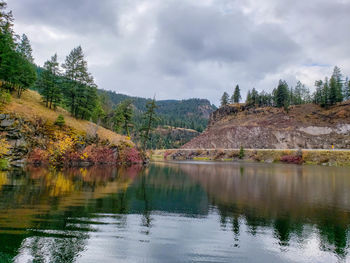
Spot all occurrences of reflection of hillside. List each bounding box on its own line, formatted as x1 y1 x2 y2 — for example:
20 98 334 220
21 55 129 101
174 162 350 257
176 163 350 214
0 165 143 262
0 166 142 230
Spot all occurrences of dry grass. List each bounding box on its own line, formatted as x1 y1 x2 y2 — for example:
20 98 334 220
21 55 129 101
4 90 130 145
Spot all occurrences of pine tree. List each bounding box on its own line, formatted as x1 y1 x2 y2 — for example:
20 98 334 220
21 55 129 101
329 66 343 104
62 46 97 119
113 100 133 136
37 54 61 109
140 98 158 150
246 90 252 106
0 2 36 97
345 78 350 101
274 80 290 110
231 85 241 103
221 92 229 106
17 34 34 63
251 88 259 106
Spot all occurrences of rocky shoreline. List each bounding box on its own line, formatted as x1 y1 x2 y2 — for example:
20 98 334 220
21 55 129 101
151 148 350 166
0 114 144 169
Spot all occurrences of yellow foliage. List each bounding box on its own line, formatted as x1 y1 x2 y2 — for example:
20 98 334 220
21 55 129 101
0 172 7 190
47 131 76 164
80 152 88 160
0 138 10 158
49 173 74 196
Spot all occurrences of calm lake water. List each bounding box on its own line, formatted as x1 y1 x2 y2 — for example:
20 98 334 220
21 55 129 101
0 162 350 262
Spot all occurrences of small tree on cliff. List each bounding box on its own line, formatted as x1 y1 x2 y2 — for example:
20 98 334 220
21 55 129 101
231 85 241 103
274 80 290 111
221 92 229 107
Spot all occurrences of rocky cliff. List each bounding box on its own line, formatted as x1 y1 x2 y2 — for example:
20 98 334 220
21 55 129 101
183 102 350 149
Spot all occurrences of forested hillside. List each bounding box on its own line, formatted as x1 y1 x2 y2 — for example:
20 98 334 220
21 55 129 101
97 90 216 132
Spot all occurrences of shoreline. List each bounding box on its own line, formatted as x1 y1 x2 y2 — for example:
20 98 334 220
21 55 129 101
150 148 350 166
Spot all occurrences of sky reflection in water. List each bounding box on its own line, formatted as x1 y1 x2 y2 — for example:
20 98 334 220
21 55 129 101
0 162 349 262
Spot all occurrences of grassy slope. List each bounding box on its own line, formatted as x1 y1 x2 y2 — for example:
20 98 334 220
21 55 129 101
4 90 130 145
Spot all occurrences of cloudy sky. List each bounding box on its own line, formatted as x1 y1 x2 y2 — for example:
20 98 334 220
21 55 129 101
7 0 350 105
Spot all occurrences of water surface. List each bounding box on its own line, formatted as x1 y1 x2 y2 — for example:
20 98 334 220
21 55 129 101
0 162 350 262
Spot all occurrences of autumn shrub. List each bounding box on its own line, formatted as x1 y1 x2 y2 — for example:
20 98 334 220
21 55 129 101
227 150 239 158
82 145 116 164
28 148 49 165
280 155 303 165
0 138 10 158
119 147 142 164
214 149 225 160
47 131 77 165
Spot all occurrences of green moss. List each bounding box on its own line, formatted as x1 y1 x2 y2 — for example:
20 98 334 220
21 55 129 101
0 159 9 171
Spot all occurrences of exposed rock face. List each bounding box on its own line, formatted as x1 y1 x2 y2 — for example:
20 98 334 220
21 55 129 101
183 102 350 149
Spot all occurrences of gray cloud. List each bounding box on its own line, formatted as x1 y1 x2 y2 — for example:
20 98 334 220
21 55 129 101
9 0 119 34
7 0 350 105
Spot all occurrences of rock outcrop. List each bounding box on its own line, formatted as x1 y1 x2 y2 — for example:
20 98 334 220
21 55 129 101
183 102 350 149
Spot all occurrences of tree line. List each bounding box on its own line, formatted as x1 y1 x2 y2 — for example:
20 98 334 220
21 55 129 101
0 1 157 150
221 66 350 110
0 1 36 98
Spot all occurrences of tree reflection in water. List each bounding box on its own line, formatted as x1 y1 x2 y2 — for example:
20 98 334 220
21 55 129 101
0 162 349 262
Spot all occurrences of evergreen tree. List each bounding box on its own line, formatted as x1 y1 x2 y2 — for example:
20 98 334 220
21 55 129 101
221 92 229 106
313 80 324 105
17 34 34 63
274 80 290 110
91 95 106 125
345 78 350 101
0 2 36 97
140 98 158 150
251 88 259 105
231 85 241 103
37 54 61 109
329 66 343 104
62 46 97 119
113 100 133 136
246 90 253 106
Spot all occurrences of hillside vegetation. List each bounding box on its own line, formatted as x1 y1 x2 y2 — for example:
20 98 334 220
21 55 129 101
98 89 216 132
0 90 141 168
5 90 128 145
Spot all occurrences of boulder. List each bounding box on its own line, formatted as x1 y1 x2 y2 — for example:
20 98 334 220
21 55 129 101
0 119 14 128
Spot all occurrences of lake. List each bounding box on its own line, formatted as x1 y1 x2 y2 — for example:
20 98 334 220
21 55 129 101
0 161 350 262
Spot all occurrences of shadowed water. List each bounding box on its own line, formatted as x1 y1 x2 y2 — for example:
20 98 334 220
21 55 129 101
0 162 350 262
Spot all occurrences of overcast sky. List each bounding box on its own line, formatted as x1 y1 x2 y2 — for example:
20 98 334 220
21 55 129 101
7 0 350 105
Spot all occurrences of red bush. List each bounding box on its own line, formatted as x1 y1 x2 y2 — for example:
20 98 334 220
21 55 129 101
280 155 303 165
120 147 142 164
27 148 49 165
83 145 117 164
